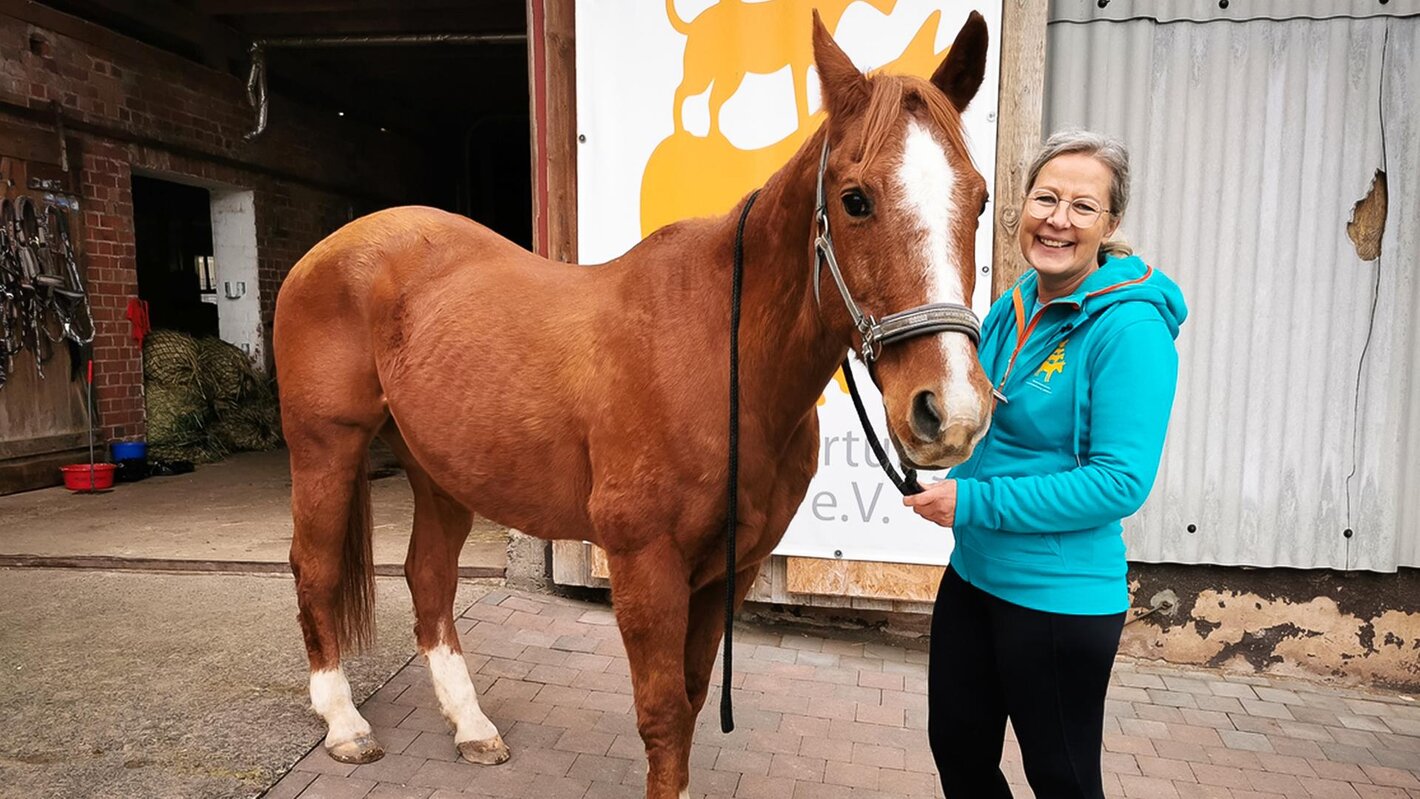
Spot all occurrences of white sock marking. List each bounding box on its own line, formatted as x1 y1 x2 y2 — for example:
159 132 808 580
427 644 499 742
310 667 371 747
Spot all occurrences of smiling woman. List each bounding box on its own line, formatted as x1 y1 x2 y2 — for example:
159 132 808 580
1016 134 1133 301
904 129 1188 799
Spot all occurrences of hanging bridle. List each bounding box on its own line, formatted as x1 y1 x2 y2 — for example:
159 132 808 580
721 136 983 733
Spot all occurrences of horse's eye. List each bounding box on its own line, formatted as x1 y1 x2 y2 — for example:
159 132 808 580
841 189 872 218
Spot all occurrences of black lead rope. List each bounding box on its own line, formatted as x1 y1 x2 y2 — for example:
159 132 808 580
839 358 925 497
723 189 760 733
723 188 940 731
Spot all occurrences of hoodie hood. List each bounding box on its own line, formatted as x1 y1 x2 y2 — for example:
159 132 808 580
1017 254 1188 338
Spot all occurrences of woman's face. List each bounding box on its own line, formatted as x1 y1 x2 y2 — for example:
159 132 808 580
1017 153 1120 286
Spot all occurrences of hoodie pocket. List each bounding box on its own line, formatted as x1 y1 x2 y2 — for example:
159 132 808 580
969 526 1064 565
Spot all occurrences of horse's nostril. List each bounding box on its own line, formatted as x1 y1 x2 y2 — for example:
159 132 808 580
910 390 943 443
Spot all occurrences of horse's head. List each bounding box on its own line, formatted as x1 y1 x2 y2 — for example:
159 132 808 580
809 11 994 469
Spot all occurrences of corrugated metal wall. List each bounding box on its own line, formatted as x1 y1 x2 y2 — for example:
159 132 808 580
1041 6 1419 570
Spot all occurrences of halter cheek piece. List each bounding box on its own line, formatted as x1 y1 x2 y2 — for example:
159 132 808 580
811 139 982 362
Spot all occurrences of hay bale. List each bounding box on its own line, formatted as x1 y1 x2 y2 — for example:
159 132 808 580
143 330 202 388
144 333 283 463
196 337 256 403
211 402 283 453
144 382 206 442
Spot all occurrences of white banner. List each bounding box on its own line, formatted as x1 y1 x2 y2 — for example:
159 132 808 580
576 0 1002 565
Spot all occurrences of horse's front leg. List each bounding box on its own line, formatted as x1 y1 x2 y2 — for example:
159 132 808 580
604 540 695 799
685 562 763 717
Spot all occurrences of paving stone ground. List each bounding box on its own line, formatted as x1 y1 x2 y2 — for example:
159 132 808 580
265 589 1420 799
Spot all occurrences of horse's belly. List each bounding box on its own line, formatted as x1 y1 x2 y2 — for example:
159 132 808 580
380 361 595 541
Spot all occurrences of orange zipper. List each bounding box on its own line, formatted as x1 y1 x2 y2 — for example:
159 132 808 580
993 267 1153 403
995 287 1064 401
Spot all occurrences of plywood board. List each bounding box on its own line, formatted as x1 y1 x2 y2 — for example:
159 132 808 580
786 556 944 603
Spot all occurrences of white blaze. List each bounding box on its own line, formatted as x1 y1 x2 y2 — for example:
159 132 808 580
894 120 983 426
427 644 499 743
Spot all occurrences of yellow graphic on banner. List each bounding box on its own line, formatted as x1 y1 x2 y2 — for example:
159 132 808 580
1037 339 1068 382
643 1 954 237
644 1 960 405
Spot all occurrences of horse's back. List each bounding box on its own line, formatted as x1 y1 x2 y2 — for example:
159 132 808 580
275 206 606 537
274 207 539 423
279 206 521 305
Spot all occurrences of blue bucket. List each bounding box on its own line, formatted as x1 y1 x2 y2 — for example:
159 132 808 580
112 440 149 483
111 441 147 461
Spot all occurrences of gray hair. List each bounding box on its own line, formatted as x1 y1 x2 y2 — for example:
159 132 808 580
1023 129 1133 263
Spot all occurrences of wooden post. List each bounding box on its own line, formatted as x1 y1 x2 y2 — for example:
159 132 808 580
522 0 579 590
528 0 577 263
991 0 1047 300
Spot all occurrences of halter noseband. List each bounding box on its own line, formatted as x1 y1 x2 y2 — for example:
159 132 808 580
811 139 982 363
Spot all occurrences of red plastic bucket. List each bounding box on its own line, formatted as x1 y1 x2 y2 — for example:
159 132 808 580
61 463 116 491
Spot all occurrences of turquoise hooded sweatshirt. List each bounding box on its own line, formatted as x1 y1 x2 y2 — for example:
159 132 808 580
947 254 1187 615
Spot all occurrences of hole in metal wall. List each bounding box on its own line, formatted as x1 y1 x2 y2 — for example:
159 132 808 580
1347 170 1387 262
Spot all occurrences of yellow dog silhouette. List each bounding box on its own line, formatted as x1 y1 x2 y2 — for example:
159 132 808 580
667 0 900 137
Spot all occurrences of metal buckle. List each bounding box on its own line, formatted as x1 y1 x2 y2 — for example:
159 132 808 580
857 316 880 363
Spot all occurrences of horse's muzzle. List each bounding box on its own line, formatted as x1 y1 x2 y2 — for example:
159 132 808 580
898 392 987 469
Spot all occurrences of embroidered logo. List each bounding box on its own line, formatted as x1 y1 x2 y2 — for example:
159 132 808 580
1037 339 1068 382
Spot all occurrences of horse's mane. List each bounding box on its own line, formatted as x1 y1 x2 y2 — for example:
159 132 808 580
858 73 974 173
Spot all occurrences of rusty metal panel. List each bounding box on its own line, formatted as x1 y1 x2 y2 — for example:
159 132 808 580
1040 14 1418 569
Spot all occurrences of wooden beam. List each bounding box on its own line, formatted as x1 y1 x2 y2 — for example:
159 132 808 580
196 0 479 15
43 0 251 71
528 0 576 263
0 118 63 165
990 0 1047 300
0 554 504 578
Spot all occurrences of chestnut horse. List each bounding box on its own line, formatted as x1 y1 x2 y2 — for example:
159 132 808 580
274 12 993 798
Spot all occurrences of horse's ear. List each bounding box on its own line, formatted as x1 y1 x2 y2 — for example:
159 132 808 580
812 10 869 119
931 10 989 112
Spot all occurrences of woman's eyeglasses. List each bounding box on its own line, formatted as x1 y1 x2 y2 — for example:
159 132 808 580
1024 190 1111 228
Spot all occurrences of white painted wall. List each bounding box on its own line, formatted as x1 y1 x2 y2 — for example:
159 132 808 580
209 190 264 370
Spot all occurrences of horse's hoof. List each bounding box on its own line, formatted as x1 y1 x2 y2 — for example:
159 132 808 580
326 734 385 764
457 735 511 765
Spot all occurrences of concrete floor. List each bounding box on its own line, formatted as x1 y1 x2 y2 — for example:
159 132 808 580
0 568 496 799
0 447 511 798
0 449 508 570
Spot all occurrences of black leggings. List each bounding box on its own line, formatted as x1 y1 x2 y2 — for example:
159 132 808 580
928 566 1125 799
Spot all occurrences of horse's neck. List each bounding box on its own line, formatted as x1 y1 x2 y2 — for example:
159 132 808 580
611 133 846 441
730 138 847 438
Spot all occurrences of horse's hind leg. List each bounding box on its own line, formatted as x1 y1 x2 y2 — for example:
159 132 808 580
384 425 509 765
287 415 384 764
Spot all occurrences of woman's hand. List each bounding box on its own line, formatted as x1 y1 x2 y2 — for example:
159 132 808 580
903 479 957 527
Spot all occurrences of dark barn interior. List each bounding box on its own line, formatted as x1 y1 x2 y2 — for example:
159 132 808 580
42 0 534 248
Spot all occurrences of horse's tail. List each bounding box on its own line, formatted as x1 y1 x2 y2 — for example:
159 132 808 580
334 455 377 654
666 0 691 35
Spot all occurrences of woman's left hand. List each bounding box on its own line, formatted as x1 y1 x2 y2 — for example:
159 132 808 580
903 479 957 527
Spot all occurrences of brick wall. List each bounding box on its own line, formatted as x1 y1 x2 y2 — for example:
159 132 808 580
80 140 142 440
0 6 433 446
